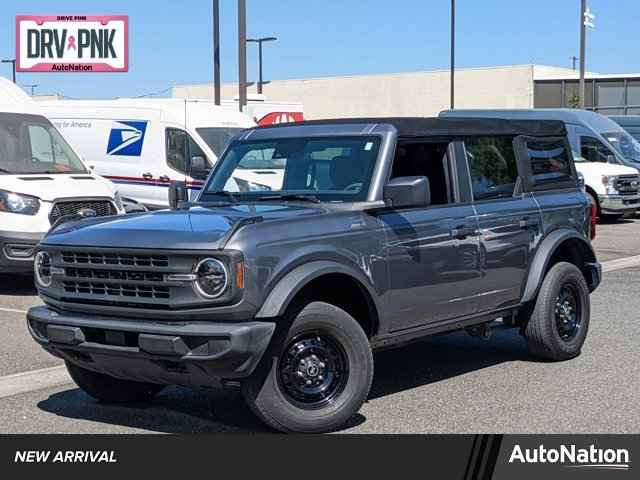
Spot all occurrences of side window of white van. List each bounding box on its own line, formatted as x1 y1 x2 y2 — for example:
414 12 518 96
166 128 209 176
28 126 54 162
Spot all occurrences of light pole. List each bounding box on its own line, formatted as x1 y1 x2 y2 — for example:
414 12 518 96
1 59 16 83
22 84 38 96
450 0 455 110
238 0 247 112
212 0 221 105
579 1 595 109
247 37 277 94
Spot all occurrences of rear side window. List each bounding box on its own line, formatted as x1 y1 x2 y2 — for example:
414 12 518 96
526 139 573 185
464 136 518 201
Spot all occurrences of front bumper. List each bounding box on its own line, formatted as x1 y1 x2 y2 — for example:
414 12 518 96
27 306 275 387
599 194 640 213
0 230 43 273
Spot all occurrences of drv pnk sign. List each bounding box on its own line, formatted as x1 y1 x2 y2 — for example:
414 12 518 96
16 15 128 72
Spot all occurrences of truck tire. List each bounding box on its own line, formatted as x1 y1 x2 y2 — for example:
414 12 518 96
241 301 374 433
66 361 165 403
525 262 590 361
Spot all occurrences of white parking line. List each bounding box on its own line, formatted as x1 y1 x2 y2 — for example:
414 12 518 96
0 365 71 400
0 307 27 314
602 255 640 273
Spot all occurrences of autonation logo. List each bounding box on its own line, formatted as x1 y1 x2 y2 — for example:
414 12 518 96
509 443 630 471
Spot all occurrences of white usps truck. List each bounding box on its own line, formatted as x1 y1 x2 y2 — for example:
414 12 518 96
0 78 123 274
38 99 256 209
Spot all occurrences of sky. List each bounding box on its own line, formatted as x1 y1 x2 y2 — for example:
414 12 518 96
1 0 639 99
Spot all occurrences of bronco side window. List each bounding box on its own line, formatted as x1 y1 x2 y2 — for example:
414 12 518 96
390 141 452 205
464 136 518 201
526 138 573 186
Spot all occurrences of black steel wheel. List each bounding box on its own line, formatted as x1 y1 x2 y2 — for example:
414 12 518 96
242 301 373 433
278 333 349 409
525 262 590 361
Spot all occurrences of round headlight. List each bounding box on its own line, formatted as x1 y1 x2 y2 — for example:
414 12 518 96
194 258 228 299
34 251 52 287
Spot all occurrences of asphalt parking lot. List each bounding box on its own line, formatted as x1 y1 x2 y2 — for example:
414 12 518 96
1 218 639 434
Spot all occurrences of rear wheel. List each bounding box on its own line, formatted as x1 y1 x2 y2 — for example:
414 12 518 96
525 262 590 361
66 361 165 403
242 301 373 433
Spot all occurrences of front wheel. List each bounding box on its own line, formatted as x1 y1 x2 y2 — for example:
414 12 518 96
242 302 373 433
525 262 590 361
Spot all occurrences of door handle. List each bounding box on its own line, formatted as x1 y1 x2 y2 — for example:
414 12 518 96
159 175 171 183
519 217 538 229
142 172 153 180
450 225 477 240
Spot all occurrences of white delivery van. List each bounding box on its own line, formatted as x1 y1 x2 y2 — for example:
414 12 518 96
0 78 123 274
38 99 256 209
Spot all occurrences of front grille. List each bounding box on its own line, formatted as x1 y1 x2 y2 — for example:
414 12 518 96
61 251 169 268
49 200 117 224
615 175 640 196
63 281 170 299
65 267 164 283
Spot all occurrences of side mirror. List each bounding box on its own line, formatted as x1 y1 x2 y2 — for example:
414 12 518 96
168 181 188 210
607 154 617 164
120 196 149 214
190 156 210 180
384 176 431 209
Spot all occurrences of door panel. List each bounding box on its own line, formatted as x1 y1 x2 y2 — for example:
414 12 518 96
474 194 540 312
379 204 481 332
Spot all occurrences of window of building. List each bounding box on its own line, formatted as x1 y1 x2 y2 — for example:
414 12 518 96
464 136 518 201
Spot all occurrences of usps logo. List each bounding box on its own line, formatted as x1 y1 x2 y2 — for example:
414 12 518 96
106 121 148 156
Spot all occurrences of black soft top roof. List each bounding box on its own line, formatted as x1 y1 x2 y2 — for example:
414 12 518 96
256 117 567 138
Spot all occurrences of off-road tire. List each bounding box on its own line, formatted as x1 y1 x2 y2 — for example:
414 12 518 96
525 262 590 361
66 361 165 403
241 301 373 433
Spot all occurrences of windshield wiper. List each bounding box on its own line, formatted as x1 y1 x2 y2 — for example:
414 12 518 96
257 194 321 203
206 190 238 203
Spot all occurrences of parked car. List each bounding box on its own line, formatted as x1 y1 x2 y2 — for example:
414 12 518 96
28 117 600 433
441 108 640 172
37 99 256 209
0 78 124 275
609 115 640 142
572 150 640 219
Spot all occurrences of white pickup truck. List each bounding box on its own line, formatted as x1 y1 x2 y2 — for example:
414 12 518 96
573 151 640 218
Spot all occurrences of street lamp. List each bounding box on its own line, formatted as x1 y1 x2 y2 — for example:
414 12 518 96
579 1 595 109
21 84 38 96
1 59 16 83
450 0 455 110
246 37 277 94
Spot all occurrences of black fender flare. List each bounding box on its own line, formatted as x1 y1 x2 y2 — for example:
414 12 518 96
255 260 380 319
521 228 596 303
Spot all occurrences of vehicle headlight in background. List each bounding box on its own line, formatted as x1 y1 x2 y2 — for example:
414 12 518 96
114 191 124 212
194 258 228 299
602 175 619 195
34 251 52 287
0 190 40 215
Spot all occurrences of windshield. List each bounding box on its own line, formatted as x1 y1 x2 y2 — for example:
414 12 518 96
201 136 381 202
0 113 87 175
196 127 246 157
602 131 640 164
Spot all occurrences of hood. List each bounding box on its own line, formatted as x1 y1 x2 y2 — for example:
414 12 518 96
575 162 639 177
42 203 326 250
3 174 115 202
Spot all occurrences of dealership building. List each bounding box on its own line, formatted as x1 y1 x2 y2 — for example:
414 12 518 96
172 64 640 119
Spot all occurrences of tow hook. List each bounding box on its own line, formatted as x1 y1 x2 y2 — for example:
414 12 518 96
466 323 491 340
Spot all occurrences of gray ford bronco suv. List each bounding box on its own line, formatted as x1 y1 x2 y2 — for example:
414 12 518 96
27 117 601 433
